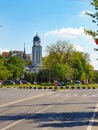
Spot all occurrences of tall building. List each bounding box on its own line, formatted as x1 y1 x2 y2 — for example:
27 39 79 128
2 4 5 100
31 33 42 73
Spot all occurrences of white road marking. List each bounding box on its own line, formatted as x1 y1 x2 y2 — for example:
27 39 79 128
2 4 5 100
65 94 70 97
0 96 71 130
91 95 96 97
83 94 87 97
0 93 48 108
74 94 78 96
54 94 61 97
87 102 98 130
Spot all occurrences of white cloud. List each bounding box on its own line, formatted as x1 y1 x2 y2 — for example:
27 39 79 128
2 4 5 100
73 43 83 52
0 48 9 54
45 27 85 38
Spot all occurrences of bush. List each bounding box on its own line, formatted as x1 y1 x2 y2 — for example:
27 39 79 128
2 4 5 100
40 82 53 86
67 82 74 85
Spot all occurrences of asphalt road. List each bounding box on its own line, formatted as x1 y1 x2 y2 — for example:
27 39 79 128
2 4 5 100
0 88 98 130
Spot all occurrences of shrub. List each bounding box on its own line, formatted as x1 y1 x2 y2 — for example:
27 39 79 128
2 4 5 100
67 82 74 85
40 82 53 86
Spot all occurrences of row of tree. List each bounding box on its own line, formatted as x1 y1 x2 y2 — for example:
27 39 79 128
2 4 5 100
0 40 98 84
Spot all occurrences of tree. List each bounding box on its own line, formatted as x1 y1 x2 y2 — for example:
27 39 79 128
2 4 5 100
25 72 37 83
0 60 12 80
51 63 74 81
84 0 98 37
43 40 75 81
37 69 50 83
6 56 25 79
46 40 75 64
43 40 93 82
0 56 12 80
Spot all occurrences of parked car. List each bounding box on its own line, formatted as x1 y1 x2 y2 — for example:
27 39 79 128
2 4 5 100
54 80 59 86
21 80 31 84
74 80 81 84
2 80 15 85
15 80 22 84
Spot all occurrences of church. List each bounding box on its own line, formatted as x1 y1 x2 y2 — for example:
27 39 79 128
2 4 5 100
26 33 42 73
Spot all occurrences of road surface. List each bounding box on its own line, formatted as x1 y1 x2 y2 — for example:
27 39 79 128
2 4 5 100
0 88 98 130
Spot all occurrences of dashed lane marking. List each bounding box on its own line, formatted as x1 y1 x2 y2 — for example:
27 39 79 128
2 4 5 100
0 92 53 108
87 102 98 130
0 96 71 130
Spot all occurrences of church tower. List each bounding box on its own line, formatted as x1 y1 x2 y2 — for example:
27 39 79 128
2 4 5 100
32 33 42 73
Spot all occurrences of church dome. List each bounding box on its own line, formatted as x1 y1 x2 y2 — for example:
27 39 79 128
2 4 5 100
33 33 40 42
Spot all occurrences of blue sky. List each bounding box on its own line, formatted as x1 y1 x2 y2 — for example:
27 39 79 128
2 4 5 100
0 0 98 69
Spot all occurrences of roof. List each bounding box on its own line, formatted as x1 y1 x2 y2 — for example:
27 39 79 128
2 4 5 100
33 33 41 42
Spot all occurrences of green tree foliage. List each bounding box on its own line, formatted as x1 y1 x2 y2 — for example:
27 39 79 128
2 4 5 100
42 40 94 82
70 52 90 80
46 40 74 64
0 55 32 81
6 56 25 79
84 0 98 37
93 70 98 83
0 56 12 80
37 69 49 83
25 72 37 83
51 63 74 81
0 60 12 80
